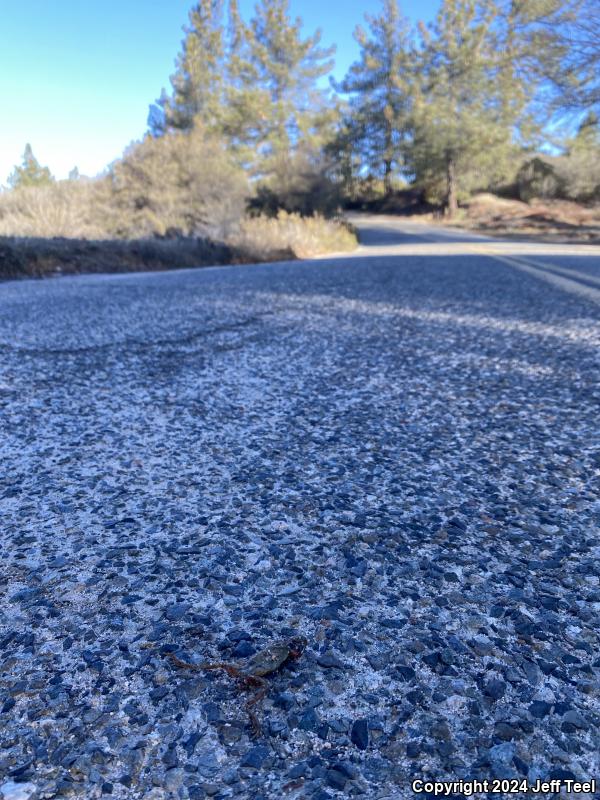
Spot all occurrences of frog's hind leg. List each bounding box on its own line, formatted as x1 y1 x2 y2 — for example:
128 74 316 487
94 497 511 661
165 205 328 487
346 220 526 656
168 653 267 735
245 677 268 738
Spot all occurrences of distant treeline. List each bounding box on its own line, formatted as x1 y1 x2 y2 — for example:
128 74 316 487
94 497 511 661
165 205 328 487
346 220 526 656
145 0 600 214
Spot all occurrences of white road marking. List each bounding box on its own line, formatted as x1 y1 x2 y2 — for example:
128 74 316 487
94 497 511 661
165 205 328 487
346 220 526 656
489 253 600 289
483 251 600 305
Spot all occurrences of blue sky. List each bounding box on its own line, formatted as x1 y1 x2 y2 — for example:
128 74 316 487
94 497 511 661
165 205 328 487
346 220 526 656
1 0 440 183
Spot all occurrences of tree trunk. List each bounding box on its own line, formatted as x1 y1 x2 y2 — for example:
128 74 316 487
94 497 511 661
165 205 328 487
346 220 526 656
383 112 393 197
446 154 458 218
383 159 393 197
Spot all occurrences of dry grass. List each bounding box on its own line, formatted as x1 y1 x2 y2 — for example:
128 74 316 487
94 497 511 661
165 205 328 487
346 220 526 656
0 131 249 243
0 203 357 281
0 181 111 239
232 211 357 259
0 168 357 280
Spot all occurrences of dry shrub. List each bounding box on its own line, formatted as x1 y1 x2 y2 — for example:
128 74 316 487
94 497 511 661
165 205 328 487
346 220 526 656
514 152 600 204
108 127 249 239
557 150 600 202
0 180 112 239
0 127 249 243
248 151 342 218
0 130 357 278
465 193 529 218
231 211 357 259
466 192 600 225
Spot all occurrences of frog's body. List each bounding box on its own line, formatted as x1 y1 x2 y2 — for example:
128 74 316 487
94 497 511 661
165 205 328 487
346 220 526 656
168 636 307 736
246 637 307 677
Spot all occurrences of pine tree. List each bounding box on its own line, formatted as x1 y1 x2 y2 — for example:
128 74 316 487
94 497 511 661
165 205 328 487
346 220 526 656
488 0 577 132
219 0 269 167
336 0 413 196
324 115 363 203
148 0 338 204
495 0 599 116
410 0 513 215
560 0 600 112
249 0 336 186
7 144 54 190
148 0 226 134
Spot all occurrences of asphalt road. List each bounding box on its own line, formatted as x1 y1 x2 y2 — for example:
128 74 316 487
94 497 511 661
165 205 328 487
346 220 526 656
1 216 600 799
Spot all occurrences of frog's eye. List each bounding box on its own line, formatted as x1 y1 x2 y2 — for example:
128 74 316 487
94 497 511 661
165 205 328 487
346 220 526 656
288 636 308 657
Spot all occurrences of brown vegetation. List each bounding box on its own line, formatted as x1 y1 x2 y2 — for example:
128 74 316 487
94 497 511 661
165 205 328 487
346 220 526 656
108 127 249 239
450 193 600 244
0 215 356 284
0 128 357 281
0 211 357 282
0 236 269 281
231 212 357 258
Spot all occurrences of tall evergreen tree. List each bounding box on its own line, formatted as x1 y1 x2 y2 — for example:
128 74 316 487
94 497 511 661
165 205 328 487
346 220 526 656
336 0 413 196
410 0 514 215
249 0 336 184
148 0 225 135
540 0 599 114
7 144 54 190
149 0 337 191
488 0 579 131
219 0 268 167
490 0 598 117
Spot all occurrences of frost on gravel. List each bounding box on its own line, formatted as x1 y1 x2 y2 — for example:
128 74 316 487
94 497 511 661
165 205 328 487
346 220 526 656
0 251 599 799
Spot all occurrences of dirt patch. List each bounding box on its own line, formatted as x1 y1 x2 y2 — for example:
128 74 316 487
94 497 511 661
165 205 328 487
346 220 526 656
450 193 600 244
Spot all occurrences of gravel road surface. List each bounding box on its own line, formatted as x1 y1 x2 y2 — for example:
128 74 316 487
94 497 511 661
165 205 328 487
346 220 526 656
1 216 600 799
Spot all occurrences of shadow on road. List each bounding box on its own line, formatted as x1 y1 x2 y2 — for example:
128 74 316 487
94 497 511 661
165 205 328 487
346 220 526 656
352 221 486 247
257 252 600 326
